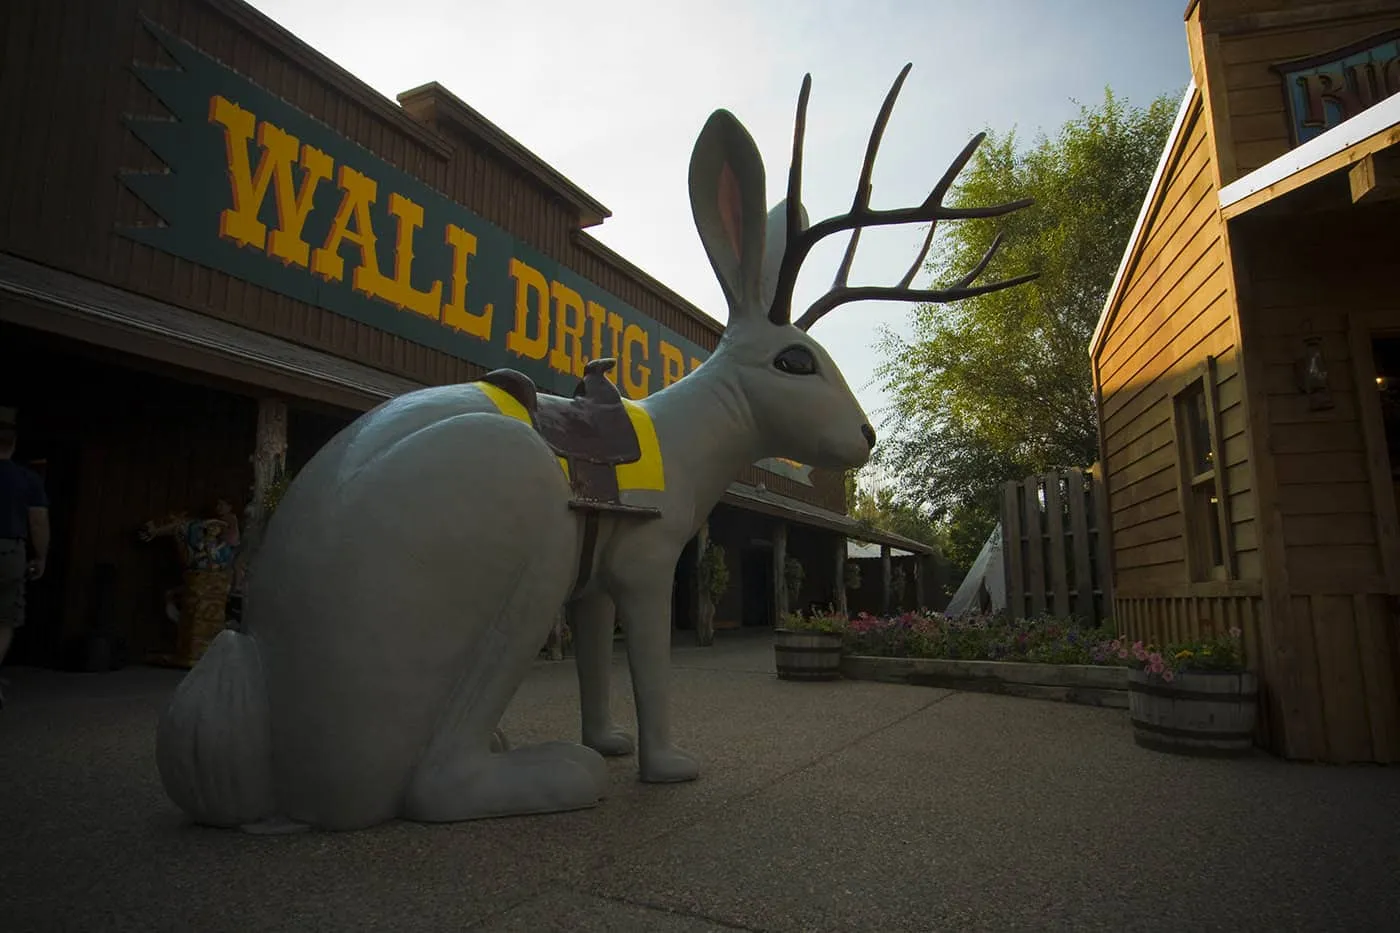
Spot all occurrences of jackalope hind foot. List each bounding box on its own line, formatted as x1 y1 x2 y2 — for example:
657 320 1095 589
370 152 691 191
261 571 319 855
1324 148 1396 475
639 746 699 784
404 741 609 823
583 726 635 757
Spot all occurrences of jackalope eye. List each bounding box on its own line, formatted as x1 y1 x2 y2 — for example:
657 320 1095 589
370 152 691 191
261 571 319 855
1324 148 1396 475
773 345 817 376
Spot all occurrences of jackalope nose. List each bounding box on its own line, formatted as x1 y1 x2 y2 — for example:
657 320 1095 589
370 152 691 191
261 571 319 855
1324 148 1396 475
861 423 877 449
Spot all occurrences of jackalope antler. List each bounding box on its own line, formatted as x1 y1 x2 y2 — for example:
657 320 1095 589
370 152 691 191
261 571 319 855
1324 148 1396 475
770 63 1038 331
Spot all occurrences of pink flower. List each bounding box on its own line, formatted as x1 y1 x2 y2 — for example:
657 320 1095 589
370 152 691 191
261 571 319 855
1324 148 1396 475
1162 669 1175 683
1116 648 1129 660
1132 642 1148 662
1109 639 1121 651
1229 627 1242 639
1149 658 1164 674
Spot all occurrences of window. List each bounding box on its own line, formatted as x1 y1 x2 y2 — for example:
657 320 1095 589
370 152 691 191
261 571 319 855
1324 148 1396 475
1172 358 1231 581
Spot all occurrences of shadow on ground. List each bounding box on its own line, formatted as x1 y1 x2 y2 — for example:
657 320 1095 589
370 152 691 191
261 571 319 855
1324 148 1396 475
1 631 1397 932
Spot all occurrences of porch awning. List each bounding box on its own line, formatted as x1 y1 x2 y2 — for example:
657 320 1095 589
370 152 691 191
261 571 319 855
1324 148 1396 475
0 251 424 411
720 482 938 555
1219 92 1400 220
1 252 930 546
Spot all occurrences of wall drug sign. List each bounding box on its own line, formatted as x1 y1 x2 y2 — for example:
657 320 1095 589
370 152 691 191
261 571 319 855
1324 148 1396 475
119 18 711 401
119 18 814 487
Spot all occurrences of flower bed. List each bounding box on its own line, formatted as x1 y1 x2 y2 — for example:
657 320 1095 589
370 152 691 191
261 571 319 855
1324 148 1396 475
782 607 1249 711
843 611 1114 665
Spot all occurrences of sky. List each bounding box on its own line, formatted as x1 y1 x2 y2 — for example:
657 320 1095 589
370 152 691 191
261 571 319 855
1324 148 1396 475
244 0 1191 447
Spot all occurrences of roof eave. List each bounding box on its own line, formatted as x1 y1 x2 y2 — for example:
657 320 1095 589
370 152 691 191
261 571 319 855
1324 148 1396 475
396 81 613 228
1218 92 1400 218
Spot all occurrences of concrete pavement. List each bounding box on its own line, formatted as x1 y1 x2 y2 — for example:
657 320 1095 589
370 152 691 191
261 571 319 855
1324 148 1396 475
2 630 1397 932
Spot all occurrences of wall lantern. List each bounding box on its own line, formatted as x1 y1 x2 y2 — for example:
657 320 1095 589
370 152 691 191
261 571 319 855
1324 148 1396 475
1295 337 1334 410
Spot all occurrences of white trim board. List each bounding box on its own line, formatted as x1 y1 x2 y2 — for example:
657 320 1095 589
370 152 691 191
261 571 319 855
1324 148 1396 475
1218 91 1400 211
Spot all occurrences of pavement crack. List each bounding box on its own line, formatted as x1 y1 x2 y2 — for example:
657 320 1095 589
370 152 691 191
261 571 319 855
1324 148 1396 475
580 688 957 879
581 889 769 931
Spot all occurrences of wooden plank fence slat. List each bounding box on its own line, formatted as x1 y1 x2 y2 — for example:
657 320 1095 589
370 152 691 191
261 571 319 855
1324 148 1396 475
1001 464 1114 627
1003 481 1025 620
1090 461 1115 617
1044 472 1069 616
1024 477 1047 617
1067 467 1094 622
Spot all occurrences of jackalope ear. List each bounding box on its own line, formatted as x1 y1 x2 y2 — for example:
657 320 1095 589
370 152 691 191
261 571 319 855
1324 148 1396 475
689 109 769 315
760 198 807 316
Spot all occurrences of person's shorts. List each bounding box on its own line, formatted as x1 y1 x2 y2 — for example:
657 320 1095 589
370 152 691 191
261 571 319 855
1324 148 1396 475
0 538 26 629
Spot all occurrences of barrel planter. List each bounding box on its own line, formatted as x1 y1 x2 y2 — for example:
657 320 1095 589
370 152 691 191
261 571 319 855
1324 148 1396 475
774 628 844 681
1127 669 1259 757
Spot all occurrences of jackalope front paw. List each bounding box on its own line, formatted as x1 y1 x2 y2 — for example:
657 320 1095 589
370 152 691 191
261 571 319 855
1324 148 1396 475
583 727 635 757
639 745 699 784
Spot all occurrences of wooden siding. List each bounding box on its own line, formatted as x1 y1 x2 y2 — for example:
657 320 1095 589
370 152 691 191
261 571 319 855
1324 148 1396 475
1237 204 1397 592
1093 93 1258 608
1229 200 1400 763
0 0 844 511
1206 4 1400 182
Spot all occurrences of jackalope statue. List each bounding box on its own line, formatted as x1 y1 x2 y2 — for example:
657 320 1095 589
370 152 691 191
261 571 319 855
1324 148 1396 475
155 64 1033 832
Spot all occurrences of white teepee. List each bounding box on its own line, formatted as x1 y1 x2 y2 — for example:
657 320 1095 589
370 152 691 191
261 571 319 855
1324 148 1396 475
944 523 1006 617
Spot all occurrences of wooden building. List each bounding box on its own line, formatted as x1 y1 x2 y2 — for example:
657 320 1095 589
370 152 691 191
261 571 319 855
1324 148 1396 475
0 0 929 669
1091 0 1400 763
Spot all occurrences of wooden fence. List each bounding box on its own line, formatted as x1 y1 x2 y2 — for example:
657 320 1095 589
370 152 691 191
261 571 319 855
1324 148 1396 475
1000 465 1113 626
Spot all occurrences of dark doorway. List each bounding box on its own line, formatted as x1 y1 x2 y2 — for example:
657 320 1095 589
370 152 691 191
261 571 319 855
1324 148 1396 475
0 322 258 668
740 544 773 627
1373 336 1400 513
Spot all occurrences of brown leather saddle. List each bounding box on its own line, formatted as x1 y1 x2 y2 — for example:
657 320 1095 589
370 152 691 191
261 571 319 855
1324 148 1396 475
478 358 661 519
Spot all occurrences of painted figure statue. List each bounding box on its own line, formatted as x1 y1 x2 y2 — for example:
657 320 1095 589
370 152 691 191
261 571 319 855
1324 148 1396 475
156 65 1033 832
140 500 241 667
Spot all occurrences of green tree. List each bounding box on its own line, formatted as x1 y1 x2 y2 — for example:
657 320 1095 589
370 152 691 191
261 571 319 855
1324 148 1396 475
872 86 1180 571
849 481 942 550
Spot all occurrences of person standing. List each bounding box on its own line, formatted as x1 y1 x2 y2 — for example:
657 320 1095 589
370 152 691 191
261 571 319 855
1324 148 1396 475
0 407 50 708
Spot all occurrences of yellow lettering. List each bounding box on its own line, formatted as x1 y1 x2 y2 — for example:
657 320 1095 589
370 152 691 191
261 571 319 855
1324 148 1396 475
621 324 651 398
379 193 443 319
310 165 395 304
209 97 331 266
442 224 493 340
549 282 587 377
505 258 550 361
267 141 331 268
689 357 704 373
659 340 686 388
585 301 608 362
605 313 625 383
210 96 282 250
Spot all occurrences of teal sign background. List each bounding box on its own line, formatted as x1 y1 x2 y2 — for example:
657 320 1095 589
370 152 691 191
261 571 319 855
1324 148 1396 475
119 17 814 487
1276 31 1400 146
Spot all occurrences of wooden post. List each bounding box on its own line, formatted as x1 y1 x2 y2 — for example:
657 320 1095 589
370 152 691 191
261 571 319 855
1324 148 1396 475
695 522 715 647
1066 467 1095 623
772 522 788 624
914 554 926 609
880 544 892 616
834 535 848 616
238 397 288 582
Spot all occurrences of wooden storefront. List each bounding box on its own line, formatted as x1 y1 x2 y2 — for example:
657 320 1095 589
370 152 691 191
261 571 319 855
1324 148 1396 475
1091 0 1400 763
0 0 904 667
